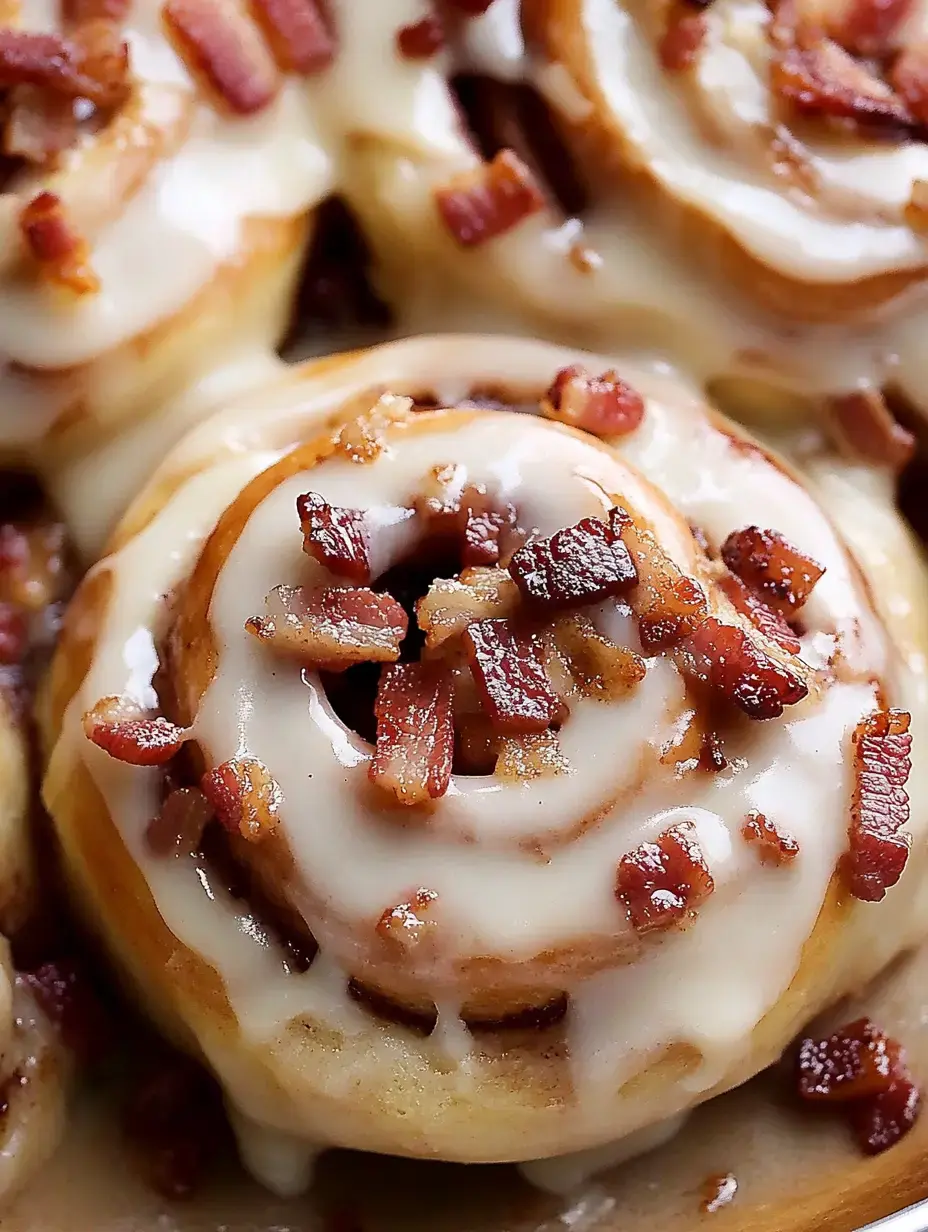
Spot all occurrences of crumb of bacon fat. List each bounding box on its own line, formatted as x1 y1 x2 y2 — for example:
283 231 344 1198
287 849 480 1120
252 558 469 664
435 149 545 248
83 697 189 765
246 584 408 670
540 365 646 438
19 191 99 295
850 1075 922 1154
616 822 714 935
683 617 808 720
396 14 445 58
200 755 282 842
162 0 279 115
721 525 824 615
771 39 915 130
376 887 439 951
742 810 799 865
370 662 454 805
0 26 128 106
717 572 801 656
248 0 335 74
463 618 567 734
508 515 637 612
842 708 912 902
623 520 710 651
297 490 371 583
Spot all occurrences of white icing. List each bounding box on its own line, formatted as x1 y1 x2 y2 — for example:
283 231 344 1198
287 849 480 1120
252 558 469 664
518 1113 688 1195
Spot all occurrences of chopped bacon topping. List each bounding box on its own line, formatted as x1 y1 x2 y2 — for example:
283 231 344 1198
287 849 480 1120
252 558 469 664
200 755 281 842
623 519 709 651
248 0 335 73
162 0 279 115
615 821 714 936
334 393 413 464
444 0 494 11
370 662 454 805
396 14 445 58
717 572 802 655
889 42 928 125
495 729 569 780
83 696 189 765
842 708 912 902
417 467 518 567
63 0 131 20
682 617 809 720
376 887 439 952
20 958 111 1063
771 38 914 130
825 0 913 55
246 584 408 670
850 1075 922 1154
540 366 646 438
508 516 637 612
416 566 519 649
146 787 214 857
20 191 99 295
0 24 129 106
742 810 800 865
297 491 371 583
828 390 914 471
721 525 824 615
463 618 566 734
659 8 707 70
435 149 545 248
549 613 646 700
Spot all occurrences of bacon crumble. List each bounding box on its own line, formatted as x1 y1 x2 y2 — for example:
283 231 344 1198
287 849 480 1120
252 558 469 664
463 618 567 734
828 389 915 471
162 0 279 114
508 515 638 611
435 149 545 247
721 526 824 615
416 566 519 648
540 365 646 438
146 787 214 857
396 15 445 59
548 613 646 700
83 696 189 765
19 191 99 295
417 468 518 567
248 0 335 73
842 708 912 902
659 8 707 70
495 729 569 780
717 571 802 655
741 810 800 865
297 491 371 583
623 520 710 651
682 616 809 720
0 25 129 106
200 755 282 842
370 662 454 805
376 888 439 952
771 37 914 131
616 822 715 935
246 584 408 670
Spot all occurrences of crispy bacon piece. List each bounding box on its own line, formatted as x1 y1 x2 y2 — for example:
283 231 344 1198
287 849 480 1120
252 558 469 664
0 25 128 106
889 42 928 125
828 390 914 471
623 519 709 651
200 755 281 842
495 729 569 780
849 1076 922 1154
615 822 714 936
20 191 99 295
508 516 637 612
682 617 809 720
248 0 335 73
334 393 413 464
905 178 928 231
822 0 913 55
463 618 566 734
162 0 279 114
842 708 912 902
83 696 189 765
435 149 545 248
444 0 494 11
659 8 707 70
540 365 646 438
396 14 445 58
417 467 518 567
145 787 214 857
416 566 519 649
742 810 800 865
0 602 27 666
297 491 371 583
370 662 454 805
798 1018 901 1101
549 613 646 700
246 584 408 670
376 887 439 952
20 958 110 1063
771 39 914 130
721 525 824 615
717 572 802 655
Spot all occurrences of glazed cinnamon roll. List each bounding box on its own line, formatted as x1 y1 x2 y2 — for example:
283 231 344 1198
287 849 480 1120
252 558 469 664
39 335 928 1190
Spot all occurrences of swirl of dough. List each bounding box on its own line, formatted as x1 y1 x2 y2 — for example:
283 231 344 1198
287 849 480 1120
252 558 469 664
39 335 928 1192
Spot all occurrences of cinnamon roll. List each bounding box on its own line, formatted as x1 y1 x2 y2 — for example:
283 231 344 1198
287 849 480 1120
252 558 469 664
39 335 928 1190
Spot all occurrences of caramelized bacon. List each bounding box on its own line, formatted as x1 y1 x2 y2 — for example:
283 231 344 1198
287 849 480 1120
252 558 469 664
146 787 214 857
717 571 802 655
376 888 439 952
549 613 646 700
444 0 494 11
0 25 128 106
615 822 714 936
416 566 519 649
540 365 646 438
83 696 189 765
370 662 454 805
889 42 928 125
162 0 279 114
826 0 912 55
798 1018 900 1101
396 14 445 58
771 39 914 131
435 149 545 247
623 520 709 651
200 755 281 842
508 516 637 612
682 617 809 720
850 1076 922 1154
248 0 335 73
297 491 371 583
463 618 566 734
843 708 912 902
742 810 800 865
495 729 569 780
62 0 131 20
828 390 914 471
417 469 518 567
246 584 408 670
659 8 707 70
721 525 824 615
19 191 99 294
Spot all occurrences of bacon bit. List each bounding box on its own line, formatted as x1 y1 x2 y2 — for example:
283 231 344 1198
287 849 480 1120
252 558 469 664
508 517 637 612
334 393 413 465
162 0 279 115
798 1018 901 1101
659 8 707 70
396 14 445 58
83 696 189 765
721 525 824 615
0 25 128 106
549 613 646 700
201 756 281 842
615 822 714 936
889 42 928 125
0 602 27 666
19 191 99 294
145 787 214 857
297 491 371 583
850 1075 922 1154
416 566 519 649
463 618 566 734
771 39 914 130
495 729 569 780
829 0 912 55
623 520 709 651
905 179 928 231
370 662 454 805
62 0 131 20
717 571 802 655
248 0 334 73
540 365 646 438
435 149 545 248
444 0 494 11
700 1172 738 1215
683 617 808 720
246 584 408 671
417 468 518 567
742 810 800 865
828 389 915 471
843 708 912 902
20 958 110 1063
376 887 439 952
